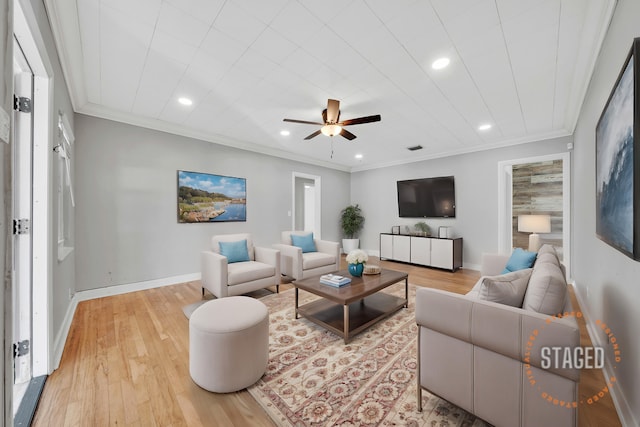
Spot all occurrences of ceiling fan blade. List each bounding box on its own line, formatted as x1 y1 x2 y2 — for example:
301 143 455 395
326 99 340 123
304 130 322 140
283 118 324 125
322 109 327 123
340 128 357 140
339 114 381 126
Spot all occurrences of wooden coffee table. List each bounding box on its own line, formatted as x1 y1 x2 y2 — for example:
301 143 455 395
292 269 408 343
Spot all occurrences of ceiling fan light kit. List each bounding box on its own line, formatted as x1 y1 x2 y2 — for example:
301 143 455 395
283 98 381 142
321 124 342 137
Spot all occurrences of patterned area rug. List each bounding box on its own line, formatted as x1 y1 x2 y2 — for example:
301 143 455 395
248 283 489 426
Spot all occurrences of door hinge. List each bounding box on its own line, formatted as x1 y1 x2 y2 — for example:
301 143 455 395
13 340 30 358
13 218 30 235
13 95 32 113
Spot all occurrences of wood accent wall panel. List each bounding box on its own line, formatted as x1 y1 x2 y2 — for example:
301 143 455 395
512 160 564 258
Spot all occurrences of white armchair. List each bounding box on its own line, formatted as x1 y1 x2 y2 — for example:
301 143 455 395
272 231 340 280
201 233 280 298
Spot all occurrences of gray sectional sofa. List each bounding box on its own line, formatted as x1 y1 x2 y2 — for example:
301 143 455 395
416 245 580 427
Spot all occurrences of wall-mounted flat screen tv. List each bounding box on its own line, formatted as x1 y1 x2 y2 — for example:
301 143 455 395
397 176 456 218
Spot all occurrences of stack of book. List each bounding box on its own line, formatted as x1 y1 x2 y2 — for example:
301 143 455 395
319 274 351 287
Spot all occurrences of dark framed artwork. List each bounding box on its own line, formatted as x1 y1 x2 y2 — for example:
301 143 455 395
177 170 246 223
596 37 640 260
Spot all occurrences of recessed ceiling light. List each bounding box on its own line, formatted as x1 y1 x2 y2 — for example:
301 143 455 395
478 123 492 131
431 57 450 70
178 97 193 106
280 130 290 136
355 154 363 159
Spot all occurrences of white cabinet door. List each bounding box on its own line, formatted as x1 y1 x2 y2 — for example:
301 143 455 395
410 237 431 266
430 239 453 270
380 234 393 259
393 235 411 263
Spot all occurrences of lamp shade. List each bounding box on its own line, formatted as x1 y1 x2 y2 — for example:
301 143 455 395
518 215 551 233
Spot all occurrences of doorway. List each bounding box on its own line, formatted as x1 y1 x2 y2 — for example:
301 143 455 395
12 35 34 412
12 1 54 421
498 152 571 276
292 172 322 238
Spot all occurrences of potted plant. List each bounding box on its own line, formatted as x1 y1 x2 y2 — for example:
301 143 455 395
415 221 430 237
340 204 365 253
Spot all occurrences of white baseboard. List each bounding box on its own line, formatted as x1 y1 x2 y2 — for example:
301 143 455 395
51 272 201 370
570 280 636 427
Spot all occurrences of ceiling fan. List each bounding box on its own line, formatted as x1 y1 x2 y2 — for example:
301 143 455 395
283 99 381 141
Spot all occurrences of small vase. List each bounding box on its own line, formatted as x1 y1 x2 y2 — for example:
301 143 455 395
348 263 364 277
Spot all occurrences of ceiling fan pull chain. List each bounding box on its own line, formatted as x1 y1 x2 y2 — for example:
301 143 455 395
331 138 334 159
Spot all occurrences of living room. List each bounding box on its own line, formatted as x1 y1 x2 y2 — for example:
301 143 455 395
1 0 639 426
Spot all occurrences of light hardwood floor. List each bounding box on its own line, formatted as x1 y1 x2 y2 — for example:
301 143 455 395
32 257 621 426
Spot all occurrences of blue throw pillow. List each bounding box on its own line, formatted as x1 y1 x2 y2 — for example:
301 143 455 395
219 239 250 263
501 248 537 274
291 233 317 253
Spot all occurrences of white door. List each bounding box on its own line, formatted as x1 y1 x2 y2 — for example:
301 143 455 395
303 185 315 232
12 37 34 405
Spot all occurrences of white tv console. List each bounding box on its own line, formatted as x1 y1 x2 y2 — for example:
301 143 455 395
379 233 463 272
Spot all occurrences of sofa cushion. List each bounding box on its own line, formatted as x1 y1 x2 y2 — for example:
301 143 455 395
468 269 532 307
291 232 317 253
501 248 537 274
522 261 567 315
302 252 335 270
219 240 250 263
227 261 275 285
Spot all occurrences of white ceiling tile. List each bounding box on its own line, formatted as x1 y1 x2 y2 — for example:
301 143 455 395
78 0 101 103
232 0 290 24
184 49 231 91
132 51 187 117
100 0 162 27
156 2 211 47
440 0 500 47
250 28 298 64
99 6 154 111
384 1 445 45
213 2 267 45
298 0 355 22
234 48 279 79
280 48 324 79
200 28 249 66
150 30 198 65
165 0 226 25
269 1 324 45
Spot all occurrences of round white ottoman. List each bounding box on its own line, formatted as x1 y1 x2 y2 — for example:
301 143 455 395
189 296 269 393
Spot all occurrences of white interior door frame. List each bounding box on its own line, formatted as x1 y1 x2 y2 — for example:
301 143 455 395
14 0 54 376
292 172 322 239
498 152 571 277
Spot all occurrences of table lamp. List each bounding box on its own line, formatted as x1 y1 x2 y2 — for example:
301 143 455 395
518 215 551 252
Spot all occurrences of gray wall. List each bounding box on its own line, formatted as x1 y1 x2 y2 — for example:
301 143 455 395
351 136 572 268
572 0 640 423
74 114 350 291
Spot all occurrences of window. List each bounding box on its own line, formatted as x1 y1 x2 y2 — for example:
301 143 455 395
56 112 74 261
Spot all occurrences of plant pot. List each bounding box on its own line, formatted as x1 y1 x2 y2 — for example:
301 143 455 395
348 263 364 277
342 238 359 253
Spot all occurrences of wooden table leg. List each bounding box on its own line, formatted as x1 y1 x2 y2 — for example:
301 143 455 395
404 278 409 308
343 304 349 344
295 287 299 319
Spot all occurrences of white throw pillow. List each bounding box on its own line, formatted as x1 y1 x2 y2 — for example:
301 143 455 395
475 268 533 307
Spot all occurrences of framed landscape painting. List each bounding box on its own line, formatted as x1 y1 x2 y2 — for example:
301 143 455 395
178 170 246 223
595 38 640 260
